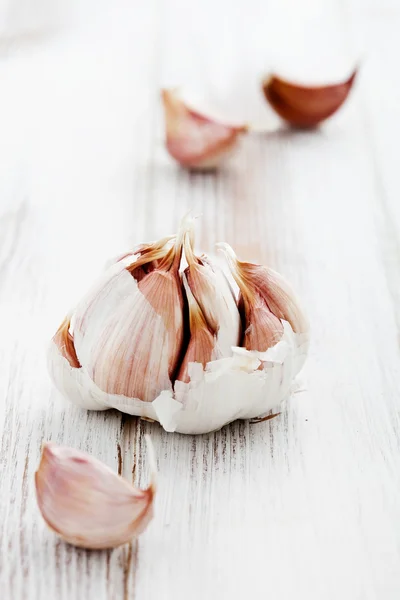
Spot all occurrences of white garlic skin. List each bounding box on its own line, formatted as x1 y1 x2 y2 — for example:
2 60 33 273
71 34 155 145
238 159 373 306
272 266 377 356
48 319 308 434
187 255 241 357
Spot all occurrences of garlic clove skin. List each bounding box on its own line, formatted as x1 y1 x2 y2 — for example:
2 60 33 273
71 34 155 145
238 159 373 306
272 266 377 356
49 317 309 434
53 317 80 368
161 88 247 170
70 230 187 402
239 293 284 352
164 321 309 434
262 69 357 128
89 267 183 400
35 436 156 550
183 231 241 356
218 242 308 351
250 266 309 334
217 243 283 352
176 274 220 383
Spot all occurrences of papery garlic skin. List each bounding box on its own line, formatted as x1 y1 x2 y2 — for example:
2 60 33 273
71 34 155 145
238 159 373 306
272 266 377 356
72 237 184 402
35 437 156 549
53 317 81 368
218 242 308 351
262 69 357 128
183 232 241 357
49 320 308 434
162 89 247 169
170 322 308 434
177 274 221 383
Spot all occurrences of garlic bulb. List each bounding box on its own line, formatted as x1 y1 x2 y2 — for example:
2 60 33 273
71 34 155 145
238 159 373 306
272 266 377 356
262 69 358 128
35 435 156 549
48 217 309 434
161 89 247 169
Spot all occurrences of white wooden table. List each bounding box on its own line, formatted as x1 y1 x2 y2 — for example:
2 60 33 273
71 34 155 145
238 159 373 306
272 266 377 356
1 0 400 598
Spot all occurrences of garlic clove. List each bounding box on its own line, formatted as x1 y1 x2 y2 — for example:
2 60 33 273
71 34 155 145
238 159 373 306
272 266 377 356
161 88 247 170
71 222 192 402
35 435 156 550
177 273 219 383
90 272 180 400
238 293 284 352
252 266 309 334
218 243 307 352
183 230 241 356
262 69 357 128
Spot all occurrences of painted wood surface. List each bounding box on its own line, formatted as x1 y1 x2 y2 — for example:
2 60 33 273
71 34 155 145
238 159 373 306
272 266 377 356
1 0 400 598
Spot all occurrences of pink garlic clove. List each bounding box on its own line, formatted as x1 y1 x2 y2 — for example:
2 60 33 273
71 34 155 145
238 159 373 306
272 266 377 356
162 88 247 170
35 436 156 550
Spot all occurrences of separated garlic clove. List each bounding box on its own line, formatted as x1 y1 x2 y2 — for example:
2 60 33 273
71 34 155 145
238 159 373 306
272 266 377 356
218 243 308 352
35 436 156 550
183 230 241 356
161 88 247 170
262 69 357 128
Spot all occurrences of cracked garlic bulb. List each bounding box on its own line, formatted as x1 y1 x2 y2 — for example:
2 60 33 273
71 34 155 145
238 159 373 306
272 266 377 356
48 216 309 434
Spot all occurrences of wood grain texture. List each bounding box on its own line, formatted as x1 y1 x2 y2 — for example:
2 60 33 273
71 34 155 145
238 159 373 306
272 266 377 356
1 0 400 598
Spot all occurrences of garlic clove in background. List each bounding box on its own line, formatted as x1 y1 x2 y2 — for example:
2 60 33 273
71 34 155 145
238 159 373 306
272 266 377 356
48 218 309 434
161 88 247 169
262 68 358 128
35 436 156 550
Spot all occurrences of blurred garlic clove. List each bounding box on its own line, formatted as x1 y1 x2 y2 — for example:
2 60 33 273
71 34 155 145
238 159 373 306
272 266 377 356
218 243 308 352
161 88 247 170
183 230 241 356
35 436 156 550
262 69 357 128
177 274 220 383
